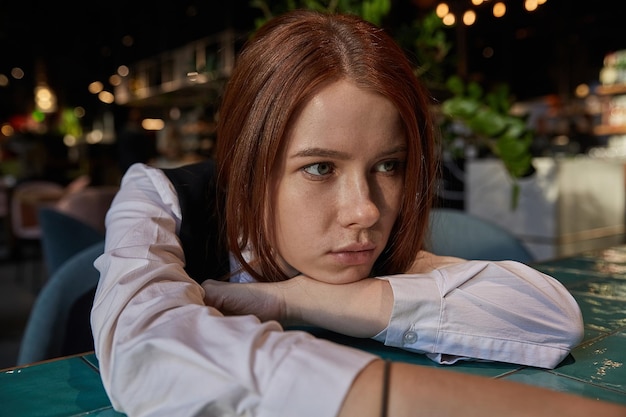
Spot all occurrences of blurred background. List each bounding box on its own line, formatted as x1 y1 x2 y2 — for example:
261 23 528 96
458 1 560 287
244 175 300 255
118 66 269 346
0 0 623 184
1 0 626 369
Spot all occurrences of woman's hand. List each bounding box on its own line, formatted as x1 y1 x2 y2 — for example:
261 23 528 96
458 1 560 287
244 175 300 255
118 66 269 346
201 279 290 323
202 275 393 337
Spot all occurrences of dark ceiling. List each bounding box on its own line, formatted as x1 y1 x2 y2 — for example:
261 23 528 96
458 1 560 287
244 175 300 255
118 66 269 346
0 0 624 122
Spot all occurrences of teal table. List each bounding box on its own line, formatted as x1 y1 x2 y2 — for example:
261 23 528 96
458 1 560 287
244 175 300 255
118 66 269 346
2 245 626 416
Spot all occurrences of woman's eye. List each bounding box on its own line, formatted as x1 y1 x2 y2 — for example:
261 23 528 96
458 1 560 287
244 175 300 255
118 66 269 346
303 162 334 177
375 160 400 173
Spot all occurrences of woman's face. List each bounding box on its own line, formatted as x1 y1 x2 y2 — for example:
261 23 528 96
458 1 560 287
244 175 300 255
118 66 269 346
271 79 406 284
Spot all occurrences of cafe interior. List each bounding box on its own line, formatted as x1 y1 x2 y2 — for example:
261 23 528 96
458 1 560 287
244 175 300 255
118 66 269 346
0 0 625 414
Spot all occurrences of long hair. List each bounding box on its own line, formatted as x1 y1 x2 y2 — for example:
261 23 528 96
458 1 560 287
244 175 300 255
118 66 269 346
216 10 437 282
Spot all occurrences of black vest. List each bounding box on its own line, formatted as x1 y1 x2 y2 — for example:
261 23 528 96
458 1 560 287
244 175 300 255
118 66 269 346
162 159 230 283
65 160 230 356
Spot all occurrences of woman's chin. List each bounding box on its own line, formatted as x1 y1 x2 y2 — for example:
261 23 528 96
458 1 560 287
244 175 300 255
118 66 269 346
305 266 373 285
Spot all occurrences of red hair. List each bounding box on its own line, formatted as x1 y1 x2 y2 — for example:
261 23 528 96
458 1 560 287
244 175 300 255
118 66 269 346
216 10 437 282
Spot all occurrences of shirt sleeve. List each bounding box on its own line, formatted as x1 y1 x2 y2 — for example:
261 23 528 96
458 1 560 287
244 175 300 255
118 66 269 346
373 261 584 369
90 163 377 417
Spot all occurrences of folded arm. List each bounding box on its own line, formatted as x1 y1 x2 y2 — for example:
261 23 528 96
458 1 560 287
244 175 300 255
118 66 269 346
204 252 584 369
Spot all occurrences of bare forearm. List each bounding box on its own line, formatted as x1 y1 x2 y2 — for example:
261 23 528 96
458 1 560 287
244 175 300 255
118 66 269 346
286 276 394 337
202 275 393 337
339 361 626 417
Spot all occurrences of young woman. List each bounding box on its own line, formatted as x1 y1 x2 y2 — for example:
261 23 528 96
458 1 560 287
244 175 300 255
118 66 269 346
91 10 623 417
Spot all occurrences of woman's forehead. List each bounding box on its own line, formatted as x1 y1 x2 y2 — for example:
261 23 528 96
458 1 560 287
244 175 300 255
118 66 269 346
285 80 403 146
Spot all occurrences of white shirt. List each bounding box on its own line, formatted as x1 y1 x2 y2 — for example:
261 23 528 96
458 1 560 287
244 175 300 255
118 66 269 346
91 162 584 417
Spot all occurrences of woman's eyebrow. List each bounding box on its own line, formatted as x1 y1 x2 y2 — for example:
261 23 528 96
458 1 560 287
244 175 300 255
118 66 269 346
291 145 407 159
291 148 350 159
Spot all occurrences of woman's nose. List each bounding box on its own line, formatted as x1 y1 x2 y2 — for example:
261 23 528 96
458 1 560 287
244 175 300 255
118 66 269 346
337 178 380 228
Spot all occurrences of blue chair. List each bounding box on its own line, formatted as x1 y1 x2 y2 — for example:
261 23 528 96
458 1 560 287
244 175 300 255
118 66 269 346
17 241 104 365
427 208 534 263
38 207 104 277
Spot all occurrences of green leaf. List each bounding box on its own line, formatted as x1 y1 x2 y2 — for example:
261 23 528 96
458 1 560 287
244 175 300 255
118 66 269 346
441 96 479 119
466 81 483 100
502 118 527 139
445 75 465 96
495 135 533 178
467 109 507 137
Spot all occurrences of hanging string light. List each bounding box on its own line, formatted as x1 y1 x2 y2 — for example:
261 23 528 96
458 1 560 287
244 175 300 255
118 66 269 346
436 0 549 26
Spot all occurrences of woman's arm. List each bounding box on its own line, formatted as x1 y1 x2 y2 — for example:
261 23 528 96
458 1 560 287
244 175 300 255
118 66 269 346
203 251 584 369
203 274 394 336
339 360 626 417
91 163 377 417
201 251 462 335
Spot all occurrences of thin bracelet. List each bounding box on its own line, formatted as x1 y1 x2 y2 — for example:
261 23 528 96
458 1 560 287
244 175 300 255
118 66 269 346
381 360 392 417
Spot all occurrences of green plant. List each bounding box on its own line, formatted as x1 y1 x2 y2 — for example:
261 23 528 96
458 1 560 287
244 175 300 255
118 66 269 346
440 75 534 209
250 0 391 27
395 10 454 91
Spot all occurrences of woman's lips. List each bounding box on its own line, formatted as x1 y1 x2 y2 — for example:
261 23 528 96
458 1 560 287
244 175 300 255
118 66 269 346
330 244 377 266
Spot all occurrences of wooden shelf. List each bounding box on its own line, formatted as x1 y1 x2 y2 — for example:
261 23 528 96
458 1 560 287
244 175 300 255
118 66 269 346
593 124 626 136
596 84 626 95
